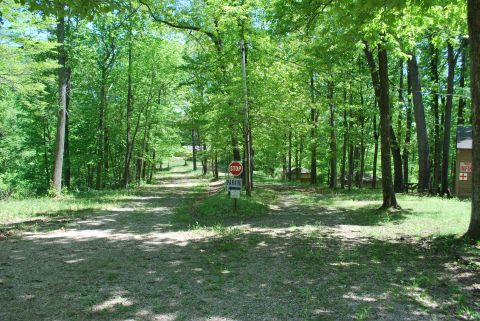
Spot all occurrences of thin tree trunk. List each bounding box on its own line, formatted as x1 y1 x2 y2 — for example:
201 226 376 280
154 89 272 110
408 53 431 193
458 43 468 126
441 43 456 196
340 103 348 189
372 114 379 189
240 36 252 195
430 41 442 193
378 44 398 208
123 21 133 188
467 0 480 239
347 86 354 190
64 66 71 189
288 130 292 181
192 128 197 170
404 65 413 188
310 75 318 185
52 14 67 197
328 81 337 188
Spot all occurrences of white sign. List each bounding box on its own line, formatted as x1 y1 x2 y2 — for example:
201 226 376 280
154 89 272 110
226 178 242 191
459 173 468 181
230 190 241 198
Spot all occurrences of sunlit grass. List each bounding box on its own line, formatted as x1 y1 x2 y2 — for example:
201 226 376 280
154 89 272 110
0 190 134 224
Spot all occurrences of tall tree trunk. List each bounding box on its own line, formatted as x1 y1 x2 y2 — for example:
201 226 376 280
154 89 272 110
52 14 67 197
96 69 107 189
64 66 71 189
430 41 442 193
408 53 431 193
347 86 354 190
404 65 413 188
340 103 348 189
328 81 337 188
288 130 292 181
467 0 480 239
192 129 197 171
240 36 252 195
458 43 468 126
390 125 404 192
310 75 318 185
441 43 456 196
378 44 398 208
372 114 379 189
123 22 133 188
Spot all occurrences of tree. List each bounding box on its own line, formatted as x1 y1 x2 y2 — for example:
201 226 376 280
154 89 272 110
466 0 480 240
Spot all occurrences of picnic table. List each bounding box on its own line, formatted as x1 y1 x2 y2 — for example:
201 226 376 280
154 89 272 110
405 182 418 193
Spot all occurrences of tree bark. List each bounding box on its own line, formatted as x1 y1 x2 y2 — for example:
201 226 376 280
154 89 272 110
404 65 413 188
310 75 318 185
288 130 292 181
64 66 71 189
378 44 398 208
328 81 337 188
341 100 348 189
52 14 67 197
240 37 252 195
408 53 431 193
430 41 442 194
123 21 133 188
467 0 480 239
372 114 379 189
441 43 456 196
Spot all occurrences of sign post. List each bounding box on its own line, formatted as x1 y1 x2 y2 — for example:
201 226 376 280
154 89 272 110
227 161 244 211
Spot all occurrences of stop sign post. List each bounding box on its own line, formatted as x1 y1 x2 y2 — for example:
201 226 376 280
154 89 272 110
229 161 243 176
228 161 243 211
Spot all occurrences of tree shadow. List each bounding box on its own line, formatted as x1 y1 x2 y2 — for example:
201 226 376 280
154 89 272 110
0 225 478 321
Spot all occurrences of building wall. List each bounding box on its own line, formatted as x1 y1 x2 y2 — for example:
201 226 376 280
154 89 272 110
456 148 473 197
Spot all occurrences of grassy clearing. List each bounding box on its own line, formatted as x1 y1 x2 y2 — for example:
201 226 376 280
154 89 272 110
0 189 135 224
290 187 472 238
172 187 277 227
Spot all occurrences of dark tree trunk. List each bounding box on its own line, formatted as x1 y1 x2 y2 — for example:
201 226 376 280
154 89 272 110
64 66 71 190
404 65 413 188
328 81 337 188
310 75 318 185
378 44 398 208
458 43 468 126
340 103 348 189
52 15 67 197
441 43 457 196
192 129 197 171
467 0 480 239
123 24 133 188
430 41 441 193
288 130 292 181
408 53 430 193
390 126 404 192
372 114 379 189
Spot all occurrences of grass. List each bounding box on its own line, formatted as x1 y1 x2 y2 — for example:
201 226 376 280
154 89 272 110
289 187 472 238
172 187 277 227
1 165 479 320
0 189 134 224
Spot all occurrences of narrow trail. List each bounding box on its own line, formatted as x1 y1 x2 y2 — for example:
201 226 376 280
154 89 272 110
0 167 477 321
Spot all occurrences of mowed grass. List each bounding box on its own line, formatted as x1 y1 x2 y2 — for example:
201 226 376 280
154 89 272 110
0 190 135 234
172 187 277 227
290 188 472 238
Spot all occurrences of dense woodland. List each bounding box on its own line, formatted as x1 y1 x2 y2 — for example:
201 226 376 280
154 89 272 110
0 0 479 238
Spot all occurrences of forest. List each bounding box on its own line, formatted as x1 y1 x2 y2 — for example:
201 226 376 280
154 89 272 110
1 0 480 320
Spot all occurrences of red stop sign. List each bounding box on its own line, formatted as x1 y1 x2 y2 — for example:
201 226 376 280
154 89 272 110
229 161 243 176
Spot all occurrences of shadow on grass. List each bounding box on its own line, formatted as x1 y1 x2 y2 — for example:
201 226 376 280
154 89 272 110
0 224 478 321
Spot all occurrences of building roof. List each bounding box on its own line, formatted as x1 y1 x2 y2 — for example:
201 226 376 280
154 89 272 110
457 126 472 149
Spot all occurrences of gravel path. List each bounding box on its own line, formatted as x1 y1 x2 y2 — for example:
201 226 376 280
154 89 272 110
0 168 478 321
